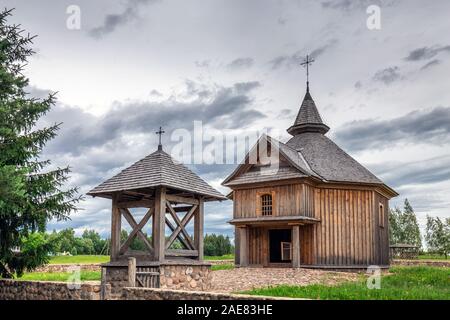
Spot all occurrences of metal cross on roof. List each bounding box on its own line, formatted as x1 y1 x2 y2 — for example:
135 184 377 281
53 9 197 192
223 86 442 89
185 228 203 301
156 126 165 150
300 54 315 92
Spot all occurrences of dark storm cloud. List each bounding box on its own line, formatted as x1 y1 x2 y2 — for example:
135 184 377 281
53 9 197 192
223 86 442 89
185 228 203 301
372 66 401 85
370 156 450 188
268 40 337 70
334 106 450 153
226 57 254 71
89 0 159 39
41 81 263 156
404 45 450 61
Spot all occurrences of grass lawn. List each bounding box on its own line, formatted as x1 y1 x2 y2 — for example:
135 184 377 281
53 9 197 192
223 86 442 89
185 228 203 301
49 255 109 264
243 266 450 300
211 264 234 271
205 254 234 261
17 271 101 282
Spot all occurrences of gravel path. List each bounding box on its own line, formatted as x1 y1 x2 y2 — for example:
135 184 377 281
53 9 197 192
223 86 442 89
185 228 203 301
210 268 359 293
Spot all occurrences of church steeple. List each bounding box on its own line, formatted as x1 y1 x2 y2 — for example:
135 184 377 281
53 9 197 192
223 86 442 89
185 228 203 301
287 55 329 136
287 90 330 135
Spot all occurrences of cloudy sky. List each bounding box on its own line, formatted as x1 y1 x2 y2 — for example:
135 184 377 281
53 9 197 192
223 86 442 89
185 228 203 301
5 0 450 240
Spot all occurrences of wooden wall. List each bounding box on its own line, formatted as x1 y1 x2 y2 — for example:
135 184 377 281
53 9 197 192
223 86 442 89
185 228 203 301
233 183 390 267
312 188 389 266
233 184 315 218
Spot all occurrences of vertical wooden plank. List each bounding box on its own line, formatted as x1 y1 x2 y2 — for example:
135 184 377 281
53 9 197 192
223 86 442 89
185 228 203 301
239 226 248 267
365 191 371 265
234 227 240 265
349 191 355 265
357 191 362 265
337 189 342 266
195 197 205 261
110 193 121 261
314 188 320 265
128 257 136 287
153 187 166 262
345 190 350 266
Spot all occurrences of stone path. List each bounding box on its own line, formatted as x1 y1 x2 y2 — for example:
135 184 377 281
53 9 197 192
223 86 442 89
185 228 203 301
210 268 359 293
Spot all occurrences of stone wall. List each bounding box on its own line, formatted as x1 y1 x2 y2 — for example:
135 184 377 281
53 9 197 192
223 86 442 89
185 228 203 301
120 287 295 300
0 279 102 300
103 263 212 296
103 266 129 296
391 259 450 268
35 264 100 273
160 264 211 290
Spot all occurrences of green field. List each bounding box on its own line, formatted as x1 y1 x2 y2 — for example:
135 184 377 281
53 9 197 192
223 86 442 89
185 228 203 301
49 255 110 264
243 266 450 300
211 264 234 271
18 271 101 282
205 254 234 261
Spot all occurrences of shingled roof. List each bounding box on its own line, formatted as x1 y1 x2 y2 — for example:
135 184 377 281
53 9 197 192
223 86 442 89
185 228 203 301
222 90 398 197
287 91 330 135
88 148 226 200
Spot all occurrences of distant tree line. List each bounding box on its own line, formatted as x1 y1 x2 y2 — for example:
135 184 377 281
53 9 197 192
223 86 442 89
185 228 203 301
37 229 234 257
390 199 450 257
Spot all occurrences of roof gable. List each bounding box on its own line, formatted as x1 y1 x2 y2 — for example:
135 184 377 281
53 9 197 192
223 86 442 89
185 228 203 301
222 134 318 186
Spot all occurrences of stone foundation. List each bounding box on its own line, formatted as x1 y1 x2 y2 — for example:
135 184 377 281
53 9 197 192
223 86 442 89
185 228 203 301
102 260 212 295
0 279 102 300
159 264 211 290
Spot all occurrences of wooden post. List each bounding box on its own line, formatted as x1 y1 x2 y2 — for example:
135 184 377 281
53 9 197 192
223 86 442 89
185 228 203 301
153 187 166 262
128 257 136 287
110 193 121 261
239 226 248 267
194 197 204 261
292 225 301 268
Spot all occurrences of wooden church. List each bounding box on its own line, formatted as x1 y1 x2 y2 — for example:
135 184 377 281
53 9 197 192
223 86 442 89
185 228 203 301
223 64 398 269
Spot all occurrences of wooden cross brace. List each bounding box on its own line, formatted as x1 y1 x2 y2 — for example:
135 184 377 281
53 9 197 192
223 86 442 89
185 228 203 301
165 201 197 250
119 208 154 255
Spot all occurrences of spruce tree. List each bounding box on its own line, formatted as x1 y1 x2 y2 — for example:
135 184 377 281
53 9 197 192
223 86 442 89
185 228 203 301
388 199 422 248
0 9 80 277
401 199 422 248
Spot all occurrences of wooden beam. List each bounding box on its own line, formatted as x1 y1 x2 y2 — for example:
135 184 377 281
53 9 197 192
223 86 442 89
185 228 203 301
195 197 204 261
292 225 301 268
128 257 136 287
121 208 154 254
238 226 248 267
166 194 199 205
110 193 121 261
165 249 199 257
119 207 153 255
117 199 154 208
165 202 196 250
165 217 194 250
166 205 194 213
153 187 166 262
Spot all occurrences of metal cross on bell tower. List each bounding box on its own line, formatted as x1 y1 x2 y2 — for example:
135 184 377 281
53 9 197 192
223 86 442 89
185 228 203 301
156 126 165 151
300 54 315 93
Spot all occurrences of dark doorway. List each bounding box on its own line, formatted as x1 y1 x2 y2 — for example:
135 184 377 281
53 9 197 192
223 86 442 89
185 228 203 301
269 229 291 263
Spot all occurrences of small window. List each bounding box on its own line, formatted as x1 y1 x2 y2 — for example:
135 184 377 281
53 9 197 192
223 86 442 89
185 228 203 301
379 203 385 228
261 194 273 216
281 242 292 261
